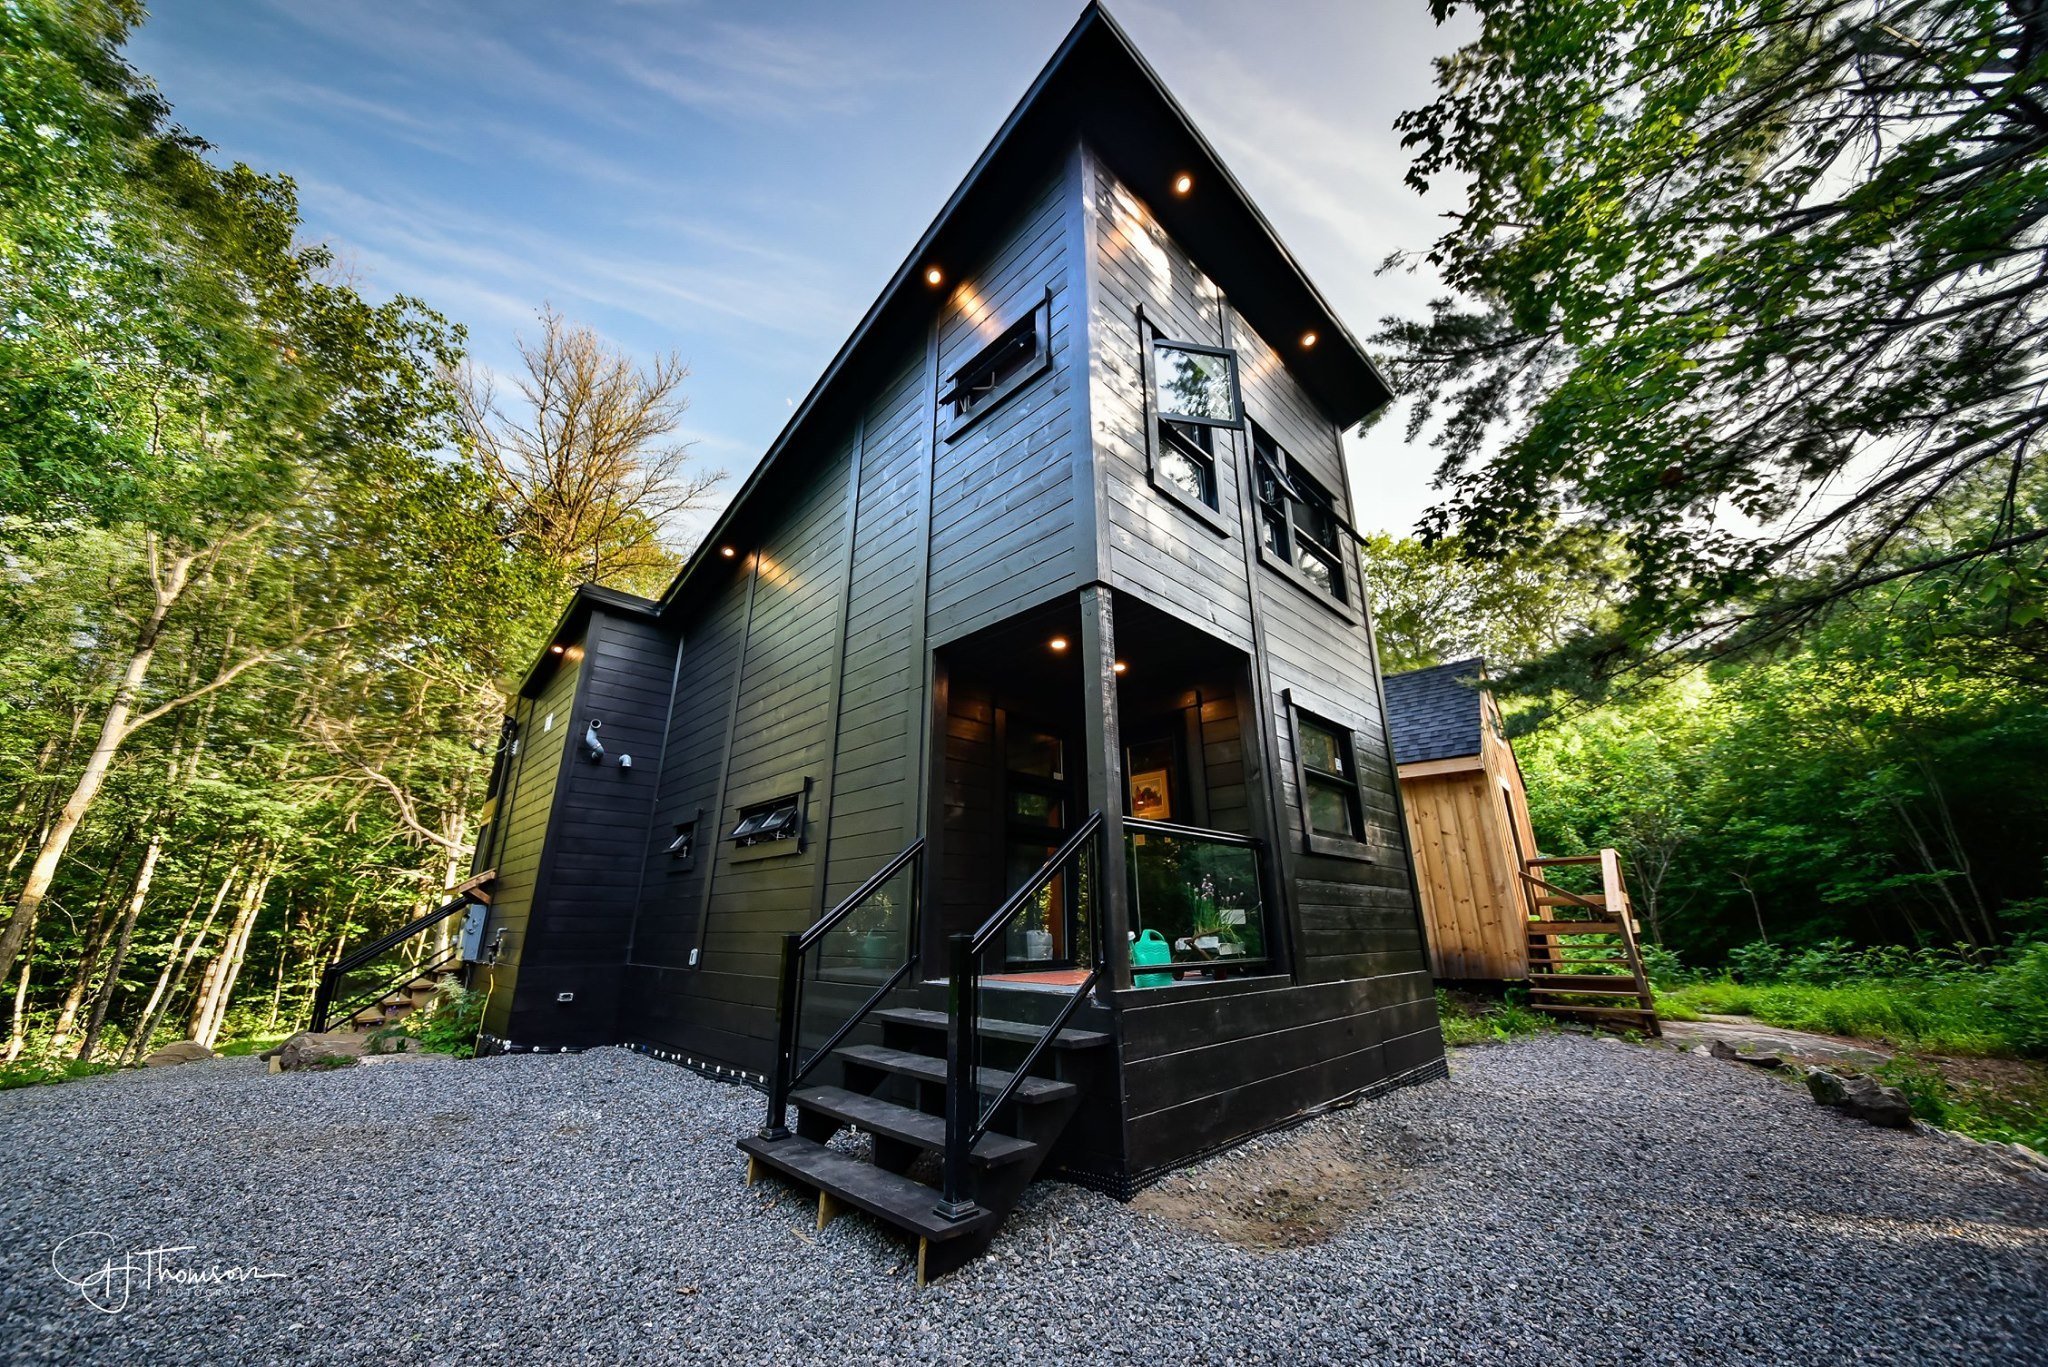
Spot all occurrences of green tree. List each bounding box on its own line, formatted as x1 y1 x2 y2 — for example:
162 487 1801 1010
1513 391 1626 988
1382 0 2048 665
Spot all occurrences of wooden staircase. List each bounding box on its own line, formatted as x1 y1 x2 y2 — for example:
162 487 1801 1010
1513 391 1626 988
1518 849 1660 1036
739 993 1111 1286
344 969 458 1032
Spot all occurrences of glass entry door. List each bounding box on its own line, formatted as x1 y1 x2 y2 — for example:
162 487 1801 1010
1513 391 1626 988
999 714 1081 968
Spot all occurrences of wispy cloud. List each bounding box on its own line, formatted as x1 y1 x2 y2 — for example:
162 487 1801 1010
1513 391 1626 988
574 16 909 123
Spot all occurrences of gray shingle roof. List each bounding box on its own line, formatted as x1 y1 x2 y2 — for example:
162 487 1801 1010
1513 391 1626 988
1383 658 1487 766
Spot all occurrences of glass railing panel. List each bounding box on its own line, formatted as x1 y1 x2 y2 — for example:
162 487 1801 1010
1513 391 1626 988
972 838 1095 1130
791 856 918 1080
1125 824 1266 987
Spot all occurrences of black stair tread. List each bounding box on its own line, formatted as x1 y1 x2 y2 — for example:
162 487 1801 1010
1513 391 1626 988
836 1044 1077 1103
792 1085 1035 1167
737 1134 994 1242
872 1007 1110 1050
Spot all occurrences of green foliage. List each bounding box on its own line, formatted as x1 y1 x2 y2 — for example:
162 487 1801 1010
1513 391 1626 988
1358 528 1626 672
1874 1055 2048 1151
1659 943 2048 1059
397 986 487 1059
213 1036 287 1058
1382 0 2048 665
0 1055 116 1090
1436 988 1554 1046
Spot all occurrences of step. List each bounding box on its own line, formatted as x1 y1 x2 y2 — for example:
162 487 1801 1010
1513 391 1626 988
1525 920 1625 936
737 1133 994 1243
1529 986 1647 999
873 1007 1110 1051
1530 1002 1657 1018
836 1045 1077 1104
792 1085 1035 1167
1529 975 1641 990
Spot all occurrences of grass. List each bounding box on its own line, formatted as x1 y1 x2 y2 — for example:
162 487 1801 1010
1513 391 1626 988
0 1056 116 1090
1658 976 2016 1055
215 1035 289 1057
1436 988 1554 1046
1875 1055 2048 1150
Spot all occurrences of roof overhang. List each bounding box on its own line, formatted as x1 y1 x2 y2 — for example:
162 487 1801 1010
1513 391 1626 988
513 583 660 699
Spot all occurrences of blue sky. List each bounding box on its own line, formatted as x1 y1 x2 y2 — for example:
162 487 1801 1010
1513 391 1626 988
128 1 1469 540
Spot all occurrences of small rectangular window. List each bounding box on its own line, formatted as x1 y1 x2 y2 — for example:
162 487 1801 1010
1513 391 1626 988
1155 421 1217 510
1254 427 1346 605
729 794 802 849
1152 338 1242 428
1286 692 1369 860
943 296 1050 431
667 821 696 861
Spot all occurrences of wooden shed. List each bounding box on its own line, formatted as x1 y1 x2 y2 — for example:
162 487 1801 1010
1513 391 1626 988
1384 659 1540 982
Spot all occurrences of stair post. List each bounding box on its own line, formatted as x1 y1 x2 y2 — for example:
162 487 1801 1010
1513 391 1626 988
936 931 981 1221
762 931 802 1139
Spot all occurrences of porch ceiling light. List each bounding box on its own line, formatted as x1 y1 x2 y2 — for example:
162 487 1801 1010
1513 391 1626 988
1048 636 1069 652
1172 172 1194 196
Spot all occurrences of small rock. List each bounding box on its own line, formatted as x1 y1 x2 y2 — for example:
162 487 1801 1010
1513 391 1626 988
1806 1068 1913 1128
268 1030 368 1071
1710 1039 1740 1061
141 1040 214 1067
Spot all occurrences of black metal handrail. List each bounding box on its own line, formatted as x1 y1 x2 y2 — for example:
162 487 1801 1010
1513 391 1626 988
761 836 924 1139
938 811 1105 1221
310 892 477 1033
965 811 1106 956
317 945 463 1036
1123 816 1263 848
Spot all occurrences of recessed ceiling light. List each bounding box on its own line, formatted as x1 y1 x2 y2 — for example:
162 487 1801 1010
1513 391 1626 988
1301 330 1319 349
719 545 736 558
549 644 565 655
1172 172 1194 196
924 266 944 286
1048 636 1069 652
1112 660 1128 674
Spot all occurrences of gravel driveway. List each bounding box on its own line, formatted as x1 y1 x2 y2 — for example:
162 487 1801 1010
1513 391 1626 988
2 1035 2043 1366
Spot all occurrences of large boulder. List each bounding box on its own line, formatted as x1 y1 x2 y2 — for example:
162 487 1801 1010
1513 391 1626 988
141 1040 214 1067
265 1031 368 1072
1806 1068 1914 1129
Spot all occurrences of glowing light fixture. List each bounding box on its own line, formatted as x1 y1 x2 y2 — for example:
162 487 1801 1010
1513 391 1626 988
1112 660 1128 674
924 265 944 287
719 545 737 558
1048 636 1069 652
1301 330 1319 349
549 643 565 655
1172 172 1194 196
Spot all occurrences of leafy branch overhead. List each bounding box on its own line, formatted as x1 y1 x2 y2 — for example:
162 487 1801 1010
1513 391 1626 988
1380 0 2048 665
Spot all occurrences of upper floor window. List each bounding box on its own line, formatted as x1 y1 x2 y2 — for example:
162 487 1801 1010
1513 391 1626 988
1152 338 1242 428
1254 427 1346 604
1155 421 1217 510
729 794 802 848
942 295 1050 433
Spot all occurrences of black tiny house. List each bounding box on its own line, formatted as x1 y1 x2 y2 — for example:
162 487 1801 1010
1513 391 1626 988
455 4 1444 1262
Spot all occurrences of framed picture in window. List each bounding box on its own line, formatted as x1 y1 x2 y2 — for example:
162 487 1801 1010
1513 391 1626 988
1128 769 1172 821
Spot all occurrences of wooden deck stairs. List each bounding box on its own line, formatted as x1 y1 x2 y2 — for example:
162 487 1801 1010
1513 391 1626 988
344 969 459 1032
739 991 1111 1286
1518 849 1660 1036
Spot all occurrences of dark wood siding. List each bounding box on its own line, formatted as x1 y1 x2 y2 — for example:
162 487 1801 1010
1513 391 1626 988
1086 153 1438 1179
925 166 1081 644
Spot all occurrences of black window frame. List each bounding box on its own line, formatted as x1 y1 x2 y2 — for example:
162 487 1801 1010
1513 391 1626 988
1252 425 1356 621
666 818 699 869
1150 334 1244 430
940 290 1052 442
726 779 813 863
1284 690 1373 862
1137 310 1237 534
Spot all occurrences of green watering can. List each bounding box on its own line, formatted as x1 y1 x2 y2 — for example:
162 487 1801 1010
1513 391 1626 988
1131 928 1174 988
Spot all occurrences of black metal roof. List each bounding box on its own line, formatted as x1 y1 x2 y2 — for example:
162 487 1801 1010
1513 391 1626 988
1383 658 1487 766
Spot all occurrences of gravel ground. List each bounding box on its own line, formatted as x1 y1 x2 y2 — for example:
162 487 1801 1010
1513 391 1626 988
2 1034 2044 1366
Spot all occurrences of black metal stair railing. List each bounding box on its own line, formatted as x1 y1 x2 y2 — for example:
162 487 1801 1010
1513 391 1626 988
937 810 1105 1221
310 892 478 1033
761 837 925 1140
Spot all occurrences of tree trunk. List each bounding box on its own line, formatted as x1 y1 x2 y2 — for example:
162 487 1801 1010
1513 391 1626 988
194 868 268 1049
127 864 237 1060
49 834 139 1051
77 835 161 1061
4 952 30 1064
0 541 201 989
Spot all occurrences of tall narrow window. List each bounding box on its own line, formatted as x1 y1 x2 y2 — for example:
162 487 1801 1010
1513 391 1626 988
1296 713 1363 841
1254 426 1347 604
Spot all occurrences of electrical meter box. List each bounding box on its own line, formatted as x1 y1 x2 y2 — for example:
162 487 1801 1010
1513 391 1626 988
458 902 489 963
